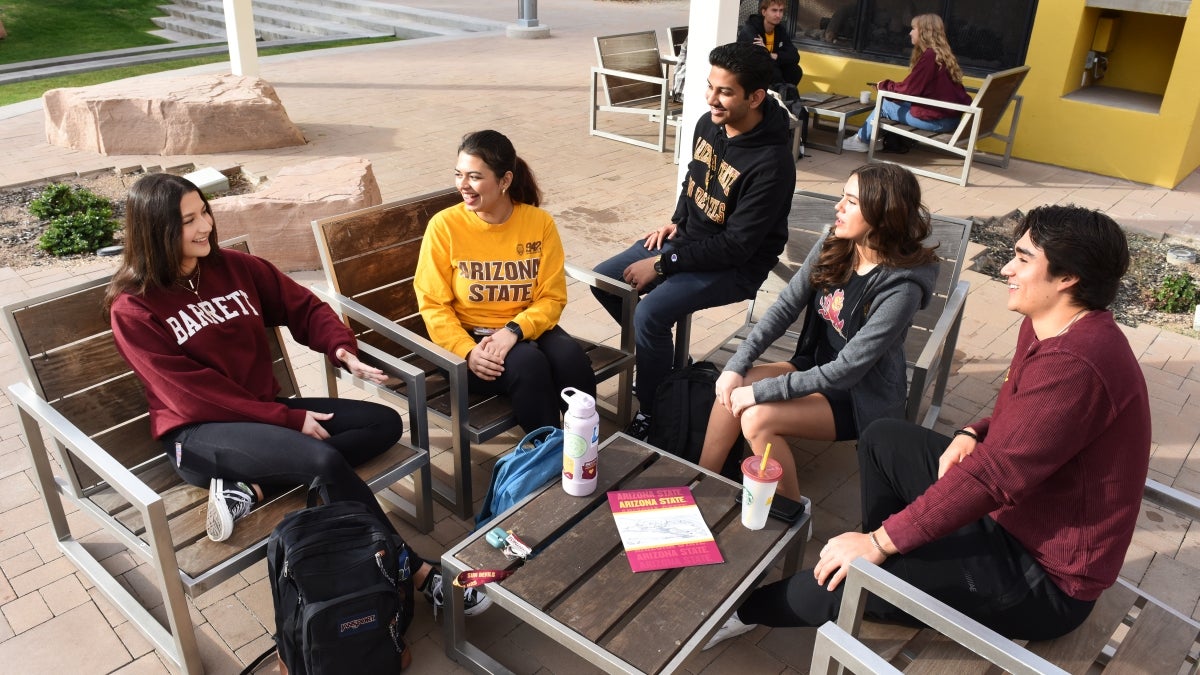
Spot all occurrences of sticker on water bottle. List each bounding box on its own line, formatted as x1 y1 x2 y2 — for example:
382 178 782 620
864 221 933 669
563 434 587 458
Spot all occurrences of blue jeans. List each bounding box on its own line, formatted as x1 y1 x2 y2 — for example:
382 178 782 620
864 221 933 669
858 99 961 141
591 240 760 415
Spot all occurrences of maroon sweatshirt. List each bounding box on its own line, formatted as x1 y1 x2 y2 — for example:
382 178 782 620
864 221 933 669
110 249 357 438
884 311 1151 601
878 49 971 121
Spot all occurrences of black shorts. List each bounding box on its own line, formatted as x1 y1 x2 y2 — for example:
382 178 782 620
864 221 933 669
823 389 857 441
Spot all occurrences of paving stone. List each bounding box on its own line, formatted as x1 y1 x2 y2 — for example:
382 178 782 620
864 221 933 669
201 595 268 651
1140 553 1200 617
113 618 155 660
0 590 51 634
38 574 89 615
111 652 170 675
0 603 129 670
10 556 75 597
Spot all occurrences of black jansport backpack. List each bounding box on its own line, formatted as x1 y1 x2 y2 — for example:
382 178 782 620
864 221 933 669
647 361 745 480
266 499 415 674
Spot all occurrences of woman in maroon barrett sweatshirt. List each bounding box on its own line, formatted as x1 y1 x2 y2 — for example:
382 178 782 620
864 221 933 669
844 13 971 152
104 173 491 624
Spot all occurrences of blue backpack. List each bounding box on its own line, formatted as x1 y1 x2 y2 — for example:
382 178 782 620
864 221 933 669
475 426 563 529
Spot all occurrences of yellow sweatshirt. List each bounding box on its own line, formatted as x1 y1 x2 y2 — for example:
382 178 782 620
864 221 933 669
414 202 568 358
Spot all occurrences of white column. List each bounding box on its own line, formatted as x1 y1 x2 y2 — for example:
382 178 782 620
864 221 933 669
677 0 739 189
224 0 259 76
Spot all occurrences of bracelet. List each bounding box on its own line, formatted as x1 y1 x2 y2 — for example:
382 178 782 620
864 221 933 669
868 530 889 557
954 428 979 441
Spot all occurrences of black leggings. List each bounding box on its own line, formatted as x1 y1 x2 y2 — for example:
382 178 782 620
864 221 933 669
467 325 596 432
161 397 403 533
737 418 1094 641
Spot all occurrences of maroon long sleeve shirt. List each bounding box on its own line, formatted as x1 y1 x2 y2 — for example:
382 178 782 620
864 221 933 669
884 311 1151 600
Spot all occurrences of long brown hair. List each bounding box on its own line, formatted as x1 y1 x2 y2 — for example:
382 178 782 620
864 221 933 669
911 14 964 84
810 164 939 289
104 173 220 311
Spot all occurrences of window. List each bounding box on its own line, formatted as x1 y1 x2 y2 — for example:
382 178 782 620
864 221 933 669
785 0 1036 73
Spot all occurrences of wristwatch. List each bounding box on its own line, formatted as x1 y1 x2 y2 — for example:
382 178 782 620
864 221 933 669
653 255 665 277
505 321 524 341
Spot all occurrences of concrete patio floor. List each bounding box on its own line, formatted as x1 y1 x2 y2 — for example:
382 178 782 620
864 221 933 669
0 1 1198 672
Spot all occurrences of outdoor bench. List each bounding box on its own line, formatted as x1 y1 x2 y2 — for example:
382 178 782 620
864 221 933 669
312 188 637 519
2 237 432 675
701 190 972 428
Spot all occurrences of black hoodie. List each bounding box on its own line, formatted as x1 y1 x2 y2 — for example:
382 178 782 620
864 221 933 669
662 96 794 288
738 13 803 86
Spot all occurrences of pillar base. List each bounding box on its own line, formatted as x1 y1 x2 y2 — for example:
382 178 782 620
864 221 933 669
507 24 551 39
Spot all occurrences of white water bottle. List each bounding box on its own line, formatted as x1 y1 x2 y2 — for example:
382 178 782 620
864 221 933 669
561 387 600 496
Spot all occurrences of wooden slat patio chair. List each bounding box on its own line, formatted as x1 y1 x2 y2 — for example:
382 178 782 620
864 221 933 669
2 237 432 675
836 479 1200 674
868 65 1031 187
312 188 637 520
590 30 683 152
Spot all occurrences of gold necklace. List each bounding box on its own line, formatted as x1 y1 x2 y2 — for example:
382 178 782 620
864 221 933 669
1055 308 1087 337
177 264 201 298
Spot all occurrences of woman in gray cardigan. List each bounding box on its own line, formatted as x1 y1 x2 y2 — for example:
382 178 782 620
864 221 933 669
699 164 940 500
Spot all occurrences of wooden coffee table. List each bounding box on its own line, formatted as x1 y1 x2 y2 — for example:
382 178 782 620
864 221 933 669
803 94 876 154
441 433 811 674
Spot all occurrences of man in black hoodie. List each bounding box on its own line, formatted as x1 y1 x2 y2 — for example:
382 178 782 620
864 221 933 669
592 42 795 439
738 0 803 91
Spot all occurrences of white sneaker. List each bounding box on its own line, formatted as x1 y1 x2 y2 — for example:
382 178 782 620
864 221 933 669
842 135 877 153
702 612 757 650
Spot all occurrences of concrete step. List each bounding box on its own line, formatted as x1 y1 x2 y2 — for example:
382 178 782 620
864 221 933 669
158 0 505 41
307 0 507 32
0 39 224 74
0 36 374 85
251 0 450 38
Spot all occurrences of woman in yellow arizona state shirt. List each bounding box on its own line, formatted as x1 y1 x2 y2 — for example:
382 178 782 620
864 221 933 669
415 130 596 431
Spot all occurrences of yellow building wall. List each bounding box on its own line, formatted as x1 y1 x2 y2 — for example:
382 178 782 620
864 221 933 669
796 0 1200 188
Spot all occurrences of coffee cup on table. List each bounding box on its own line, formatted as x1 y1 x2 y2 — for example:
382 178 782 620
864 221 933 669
740 455 783 530
860 90 872 104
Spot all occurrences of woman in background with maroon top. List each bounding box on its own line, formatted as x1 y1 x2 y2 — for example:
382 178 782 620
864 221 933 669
844 14 971 152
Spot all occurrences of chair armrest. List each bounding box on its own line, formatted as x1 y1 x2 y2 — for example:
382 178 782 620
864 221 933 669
565 263 638 355
912 280 968 375
8 381 164 522
812 622 903 674
1145 479 1200 521
836 558 1067 674
590 65 668 86
565 263 635 299
311 283 464 371
876 89 980 116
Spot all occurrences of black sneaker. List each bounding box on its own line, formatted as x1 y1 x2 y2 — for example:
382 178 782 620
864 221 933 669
422 567 492 619
625 411 653 441
206 478 255 542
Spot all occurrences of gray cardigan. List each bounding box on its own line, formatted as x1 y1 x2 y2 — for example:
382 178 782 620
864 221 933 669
725 233 940 433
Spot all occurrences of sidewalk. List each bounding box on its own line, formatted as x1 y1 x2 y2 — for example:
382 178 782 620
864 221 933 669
1 1 1198 672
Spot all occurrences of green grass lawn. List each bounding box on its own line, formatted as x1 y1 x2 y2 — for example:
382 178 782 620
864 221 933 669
0 38 396 107
0 0 170 64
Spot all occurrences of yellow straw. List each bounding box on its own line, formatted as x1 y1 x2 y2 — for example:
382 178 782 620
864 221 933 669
760 443 772 474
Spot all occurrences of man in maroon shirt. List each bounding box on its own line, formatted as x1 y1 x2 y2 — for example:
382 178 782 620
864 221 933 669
706 205 1151 647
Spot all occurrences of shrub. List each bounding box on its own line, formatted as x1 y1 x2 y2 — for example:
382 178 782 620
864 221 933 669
38 211 120 256
29 183 120 256
29 183 114 220
1153 272 1199 314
